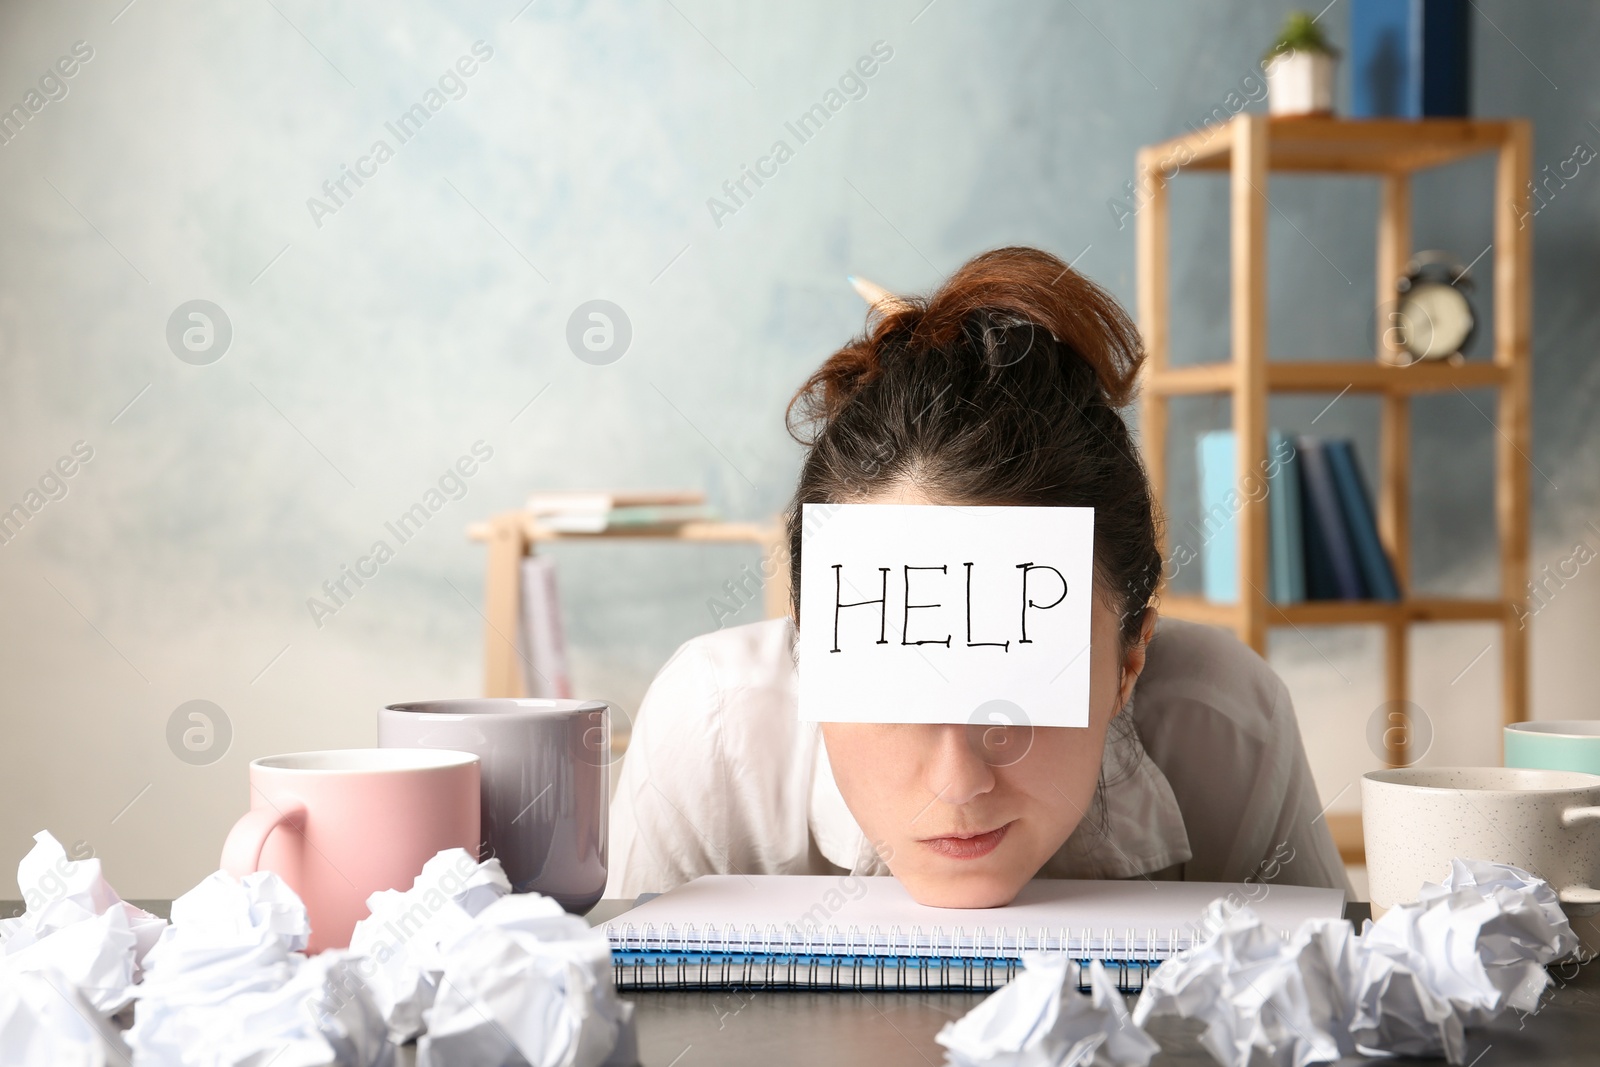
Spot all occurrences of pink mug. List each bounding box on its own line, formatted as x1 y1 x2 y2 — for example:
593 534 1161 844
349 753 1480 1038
221 748 480 952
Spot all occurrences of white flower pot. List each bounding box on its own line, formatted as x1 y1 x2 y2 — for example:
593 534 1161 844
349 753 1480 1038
1266 49 1336 116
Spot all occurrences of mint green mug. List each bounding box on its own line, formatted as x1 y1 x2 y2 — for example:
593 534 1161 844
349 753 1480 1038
1505 721 1600 775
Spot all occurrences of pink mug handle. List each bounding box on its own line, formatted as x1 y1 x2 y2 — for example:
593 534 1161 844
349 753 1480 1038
221 801 307 878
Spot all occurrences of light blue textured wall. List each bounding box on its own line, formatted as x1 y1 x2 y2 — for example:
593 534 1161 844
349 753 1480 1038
1 0 1595 894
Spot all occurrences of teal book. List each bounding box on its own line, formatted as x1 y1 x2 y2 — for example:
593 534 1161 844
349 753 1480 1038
1267 431 1306 604
1324 440 1401 600
1197 431 1237 604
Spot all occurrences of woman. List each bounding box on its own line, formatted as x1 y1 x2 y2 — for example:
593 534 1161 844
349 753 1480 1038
608 247 1348 908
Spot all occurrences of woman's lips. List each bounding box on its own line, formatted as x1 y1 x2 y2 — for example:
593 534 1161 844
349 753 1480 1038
918 822 1012 860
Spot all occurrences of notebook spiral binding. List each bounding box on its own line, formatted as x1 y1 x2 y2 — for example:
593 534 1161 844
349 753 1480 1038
605 921 1195 992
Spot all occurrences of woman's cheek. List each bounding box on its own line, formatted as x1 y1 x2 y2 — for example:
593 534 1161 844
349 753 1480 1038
1006 728 1100 836
821 723 917 844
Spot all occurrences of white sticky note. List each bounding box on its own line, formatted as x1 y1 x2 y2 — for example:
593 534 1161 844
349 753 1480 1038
797 504 1094 727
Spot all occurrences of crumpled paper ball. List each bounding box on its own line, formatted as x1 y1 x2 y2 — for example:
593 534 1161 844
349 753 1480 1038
1346 944 1461 1063
0 967 131 1067
347 848 511 1041
418 892 637 1067
126 869 391 1067
1132 859 1578 1067
1133 902 1392 1067
937 954 1159 1067
1364 858 1579 1026
0 830 166 1015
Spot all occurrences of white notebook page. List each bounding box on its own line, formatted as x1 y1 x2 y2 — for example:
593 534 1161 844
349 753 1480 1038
605 875 1346 956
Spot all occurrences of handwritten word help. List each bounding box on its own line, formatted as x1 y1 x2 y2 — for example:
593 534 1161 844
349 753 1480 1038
798 505 1094 727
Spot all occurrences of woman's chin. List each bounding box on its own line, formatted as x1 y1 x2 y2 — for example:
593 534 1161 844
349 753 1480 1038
896 868 1025 909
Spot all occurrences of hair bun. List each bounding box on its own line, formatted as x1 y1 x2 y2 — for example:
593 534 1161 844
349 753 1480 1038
910 247 1143 405
789 247 1145 442
784 246 1161 645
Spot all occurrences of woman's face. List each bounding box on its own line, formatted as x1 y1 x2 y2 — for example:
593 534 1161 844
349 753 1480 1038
817 488 1148 909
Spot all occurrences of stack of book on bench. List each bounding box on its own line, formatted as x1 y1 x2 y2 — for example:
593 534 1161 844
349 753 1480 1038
525 490 714 533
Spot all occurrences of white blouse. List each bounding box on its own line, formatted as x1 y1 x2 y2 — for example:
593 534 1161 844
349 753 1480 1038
607 615 1350 899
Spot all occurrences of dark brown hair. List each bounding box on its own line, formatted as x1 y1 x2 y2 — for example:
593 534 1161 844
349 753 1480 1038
785 246 1161 647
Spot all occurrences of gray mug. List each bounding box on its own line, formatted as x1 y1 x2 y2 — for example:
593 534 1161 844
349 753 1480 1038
378 698 610 913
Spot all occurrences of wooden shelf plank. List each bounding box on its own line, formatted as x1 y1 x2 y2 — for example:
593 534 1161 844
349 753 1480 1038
1135 144 1173 567
1271 600 1404 625
1142 363 1237 394
1162 595 1507 628
1325 811 1364 865
1403 598 1511 622
1144 360 1509 395
1268 360 1508 393
1278 598 1507 625
1232 114 1271 653
1140 122 1234 173
1161 116 1514 175
1157 596 1243 628
1495 121 1534 731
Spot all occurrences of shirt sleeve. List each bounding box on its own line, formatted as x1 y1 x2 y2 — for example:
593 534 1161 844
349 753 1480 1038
606 639 730 899
1235 675 1352 893
1134 620 1351 894
605 622 820 898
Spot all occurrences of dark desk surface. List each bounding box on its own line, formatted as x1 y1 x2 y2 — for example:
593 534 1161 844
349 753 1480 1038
7 898 1597 1066
575 900 1600 1067
586 971 1600 1067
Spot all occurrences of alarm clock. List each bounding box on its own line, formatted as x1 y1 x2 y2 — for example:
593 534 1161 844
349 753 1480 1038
1393 251 1476 363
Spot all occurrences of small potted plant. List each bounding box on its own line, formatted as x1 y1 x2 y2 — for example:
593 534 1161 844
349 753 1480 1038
1264 11 1338 116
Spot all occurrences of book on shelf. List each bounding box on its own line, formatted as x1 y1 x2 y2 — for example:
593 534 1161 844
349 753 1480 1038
1349 0 1470 120
1196 433 1398 605
1295 436 1369 601
1299 454 1342 601
525 490 714 533
1323 439 1402 601
526 490 706 513
537 504 718 533
1197 430 1304 605
517 556 573 698
1197 431 1239 604
602 875 1345 992
1268 429 1306 604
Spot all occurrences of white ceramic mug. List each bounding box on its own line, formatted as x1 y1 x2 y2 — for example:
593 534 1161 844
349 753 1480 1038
1362 766 1600 914
1505 720 1600 776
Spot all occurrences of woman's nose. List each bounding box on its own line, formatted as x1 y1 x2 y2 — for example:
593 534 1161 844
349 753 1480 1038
923 724 997 807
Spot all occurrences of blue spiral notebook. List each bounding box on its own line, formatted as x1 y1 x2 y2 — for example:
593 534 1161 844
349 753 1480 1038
603 875 1345 992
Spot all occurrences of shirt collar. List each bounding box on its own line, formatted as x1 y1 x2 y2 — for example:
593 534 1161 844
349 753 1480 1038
807 707 1191 880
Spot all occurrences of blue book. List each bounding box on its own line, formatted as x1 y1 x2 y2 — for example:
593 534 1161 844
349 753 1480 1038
1295 437 1368 600
1267 431 1305 605
1349 0 1470 118
1324 440 1402 601
1300 465 1339 601
1198 431 1237 604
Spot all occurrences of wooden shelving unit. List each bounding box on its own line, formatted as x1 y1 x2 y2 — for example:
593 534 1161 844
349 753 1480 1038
467 511 788 698
1134 116 1532 791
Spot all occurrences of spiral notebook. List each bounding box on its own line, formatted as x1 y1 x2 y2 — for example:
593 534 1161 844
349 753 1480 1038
604 875 1345 992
